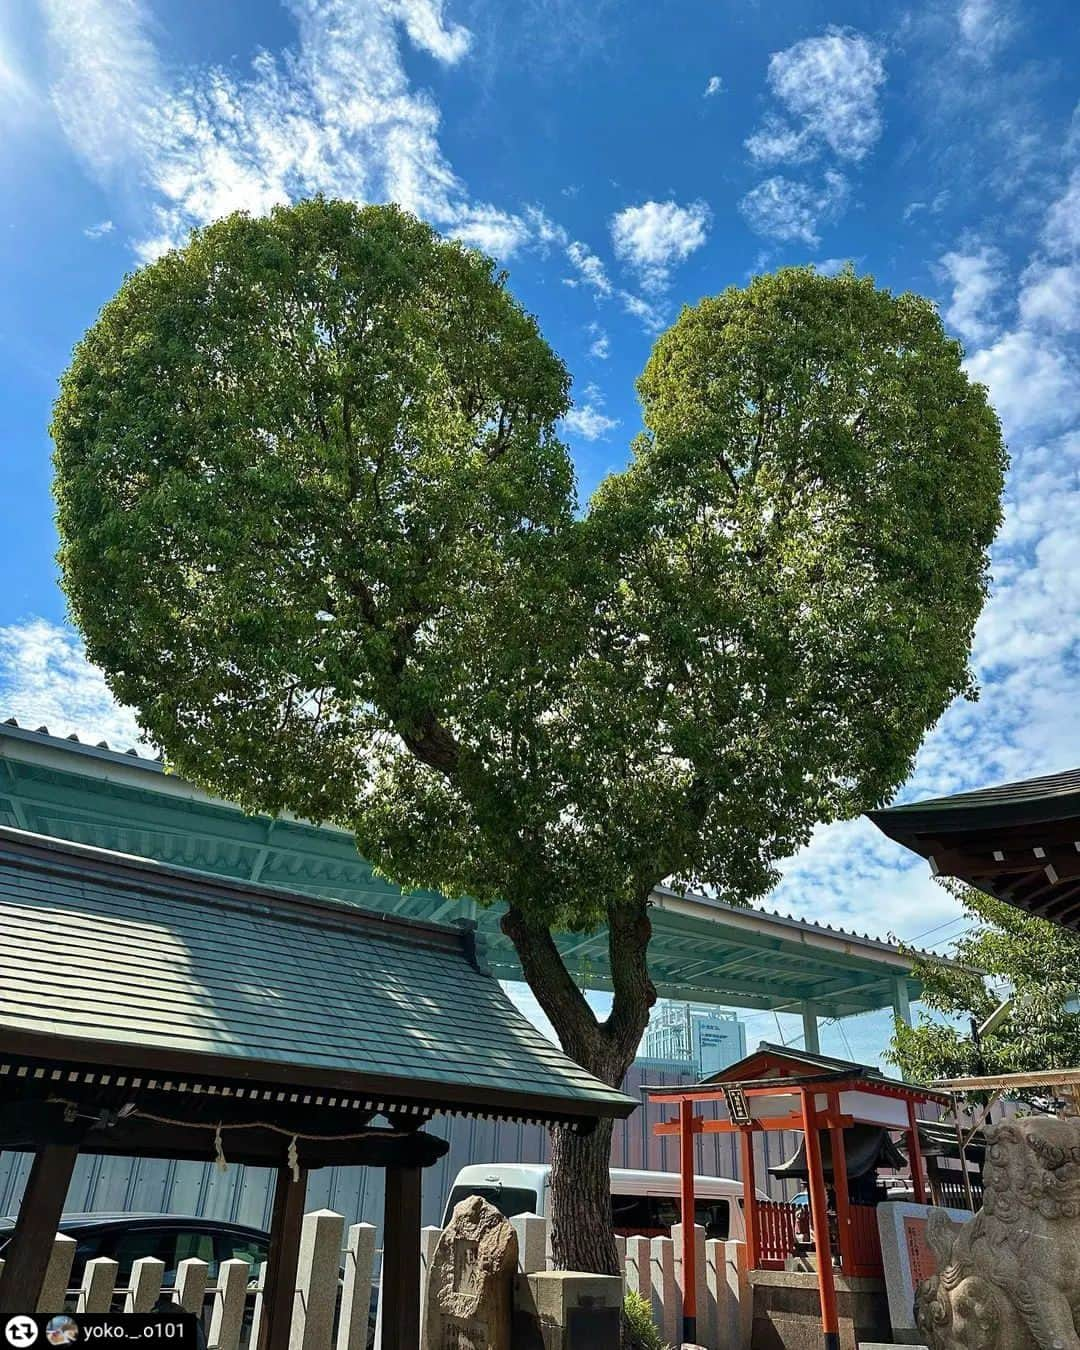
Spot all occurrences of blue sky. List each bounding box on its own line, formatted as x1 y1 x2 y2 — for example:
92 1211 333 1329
2 0 1080 1063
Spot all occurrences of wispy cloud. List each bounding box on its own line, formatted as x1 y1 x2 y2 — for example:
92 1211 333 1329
771 160 1080 970
83 220 114 239
939 244 1006 344
40 0 531 261
739 171 848 246
1043 167 1080 256
610 199 710 290
0 619 142 748
746 28 885 165
957 0 1017 59
966 330 1080 435
0 13 37 116
562 382 619 440
703 75 723 98
1018 262 1080 332
564 239 613 295
586 322 610 359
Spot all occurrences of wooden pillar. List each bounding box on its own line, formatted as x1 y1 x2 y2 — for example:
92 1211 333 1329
381 1165 422 1350
800 1089 839 1350
679 1099 698 1344
258 1165 308 1350
0 1144 79 1313
906 1100 927 1205
827 1094 852 1277
739 1126 759 1270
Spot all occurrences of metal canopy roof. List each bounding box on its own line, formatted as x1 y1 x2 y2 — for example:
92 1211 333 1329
869 769 1080 930
0 720 931 1019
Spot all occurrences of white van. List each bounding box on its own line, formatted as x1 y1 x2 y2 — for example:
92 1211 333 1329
442 1164 768 1242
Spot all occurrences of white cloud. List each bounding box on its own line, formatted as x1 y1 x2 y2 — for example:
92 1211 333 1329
1044 169 1080 257
966 329 1080 436
565 240 612 295
903 190 949 222
739 171 848 246
83 220 114 239
746 28 885 165
618 290 667 333
1018 262 1080 332
939 244 1006 344
586 323 610 359
39 0 161 176
957 0 1017 58
0 619 142 749
562 383 618 440
812 257 850 277
745 116 815 166
0 15 36 116
763 151 1080 998
704 75 723 98
449 205 532 256
609 199 710 290
40 0 537 261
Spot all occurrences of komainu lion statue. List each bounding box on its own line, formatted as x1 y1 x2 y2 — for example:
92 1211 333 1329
915 1115 1080 1350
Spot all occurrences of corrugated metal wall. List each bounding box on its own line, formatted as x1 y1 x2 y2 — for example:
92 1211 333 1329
0 1064 798 1238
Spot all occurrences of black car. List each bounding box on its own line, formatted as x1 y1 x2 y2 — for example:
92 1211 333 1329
0 1213 270 1289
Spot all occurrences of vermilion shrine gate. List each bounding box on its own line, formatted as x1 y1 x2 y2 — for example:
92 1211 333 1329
648 1045 948 1350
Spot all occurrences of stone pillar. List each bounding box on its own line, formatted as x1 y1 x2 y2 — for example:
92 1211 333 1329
650 1237 678 1347
291 1209 345 1350
625 1235 651 1303
510 1214 548 1275
516 1271 622 1349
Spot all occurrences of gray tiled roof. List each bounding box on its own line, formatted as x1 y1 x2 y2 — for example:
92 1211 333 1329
0 829 633 1124
877 767 1080 815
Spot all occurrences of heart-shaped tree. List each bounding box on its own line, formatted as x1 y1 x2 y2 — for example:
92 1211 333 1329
52 198 1006 1274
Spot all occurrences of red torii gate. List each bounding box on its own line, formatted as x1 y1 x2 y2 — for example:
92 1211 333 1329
647 1045 948 1350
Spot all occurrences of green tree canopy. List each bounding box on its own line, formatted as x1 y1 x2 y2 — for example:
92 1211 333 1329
891 883 1080 1088
52 201 1007 1271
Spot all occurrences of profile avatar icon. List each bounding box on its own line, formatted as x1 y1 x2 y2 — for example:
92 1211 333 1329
44 1318 77 1347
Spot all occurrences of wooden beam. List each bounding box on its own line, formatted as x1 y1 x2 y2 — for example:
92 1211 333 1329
907 1101 927 1205
381 1166 422 1350
679 1100 698 1343
258 1166 308 1350
828 1093 852 1278
0 1115 451 1172
656 1112 855 1136
0 1143 79 1313
801 1088 840 1350
740 1127 759 1270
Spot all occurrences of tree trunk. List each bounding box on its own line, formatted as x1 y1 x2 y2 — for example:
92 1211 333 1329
501 893 656 1276
549 1117 619 1274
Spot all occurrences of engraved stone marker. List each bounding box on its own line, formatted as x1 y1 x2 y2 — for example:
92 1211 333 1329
423 1196 518 1350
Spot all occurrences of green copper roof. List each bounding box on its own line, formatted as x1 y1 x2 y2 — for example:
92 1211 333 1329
0 828 633 1124
0 720 933 1019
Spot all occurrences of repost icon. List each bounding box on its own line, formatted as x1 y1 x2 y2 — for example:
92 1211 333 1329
5 1318 37 1349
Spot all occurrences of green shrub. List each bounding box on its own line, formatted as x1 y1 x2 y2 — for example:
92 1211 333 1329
624 1289 670 1350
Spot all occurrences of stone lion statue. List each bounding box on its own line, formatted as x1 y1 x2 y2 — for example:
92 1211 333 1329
915 1115 1080 1350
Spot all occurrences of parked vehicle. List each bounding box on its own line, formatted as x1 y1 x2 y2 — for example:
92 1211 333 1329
442 1164 770 1242
0 1213 270 1290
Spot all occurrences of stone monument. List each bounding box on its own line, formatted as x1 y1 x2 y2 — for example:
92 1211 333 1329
423 1195 518 1350
876 1200 971 1342
914 1115 1080 1350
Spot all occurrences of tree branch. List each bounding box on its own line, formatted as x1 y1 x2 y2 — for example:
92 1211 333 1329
501 905 601 1066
